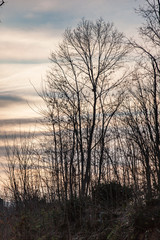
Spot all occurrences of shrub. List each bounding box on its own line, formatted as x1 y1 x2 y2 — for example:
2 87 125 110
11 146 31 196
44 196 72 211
92 181 133 207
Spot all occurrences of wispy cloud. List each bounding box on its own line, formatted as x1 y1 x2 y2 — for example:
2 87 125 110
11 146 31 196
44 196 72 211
0 27 61 62
0 95 25 107
0 117 41 126
2 0 144 32
0 131 43 141
0 0 144 67
0 62 48 120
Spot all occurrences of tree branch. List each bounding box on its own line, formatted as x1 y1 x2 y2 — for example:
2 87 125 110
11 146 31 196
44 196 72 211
0 0 4 6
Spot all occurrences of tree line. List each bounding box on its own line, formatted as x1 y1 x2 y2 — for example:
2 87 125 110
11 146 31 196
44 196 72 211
3 0 160 208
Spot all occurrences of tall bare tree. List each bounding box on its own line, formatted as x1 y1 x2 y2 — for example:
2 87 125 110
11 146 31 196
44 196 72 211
40 19 129 198
121 0 160 201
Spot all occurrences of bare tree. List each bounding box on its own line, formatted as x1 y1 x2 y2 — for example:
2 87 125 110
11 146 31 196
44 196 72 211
40 19 129 198
137 0 160 46
120 0 160 201
3 133 43 207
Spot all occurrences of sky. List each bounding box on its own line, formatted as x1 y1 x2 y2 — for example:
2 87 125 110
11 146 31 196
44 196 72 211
0 0 145 163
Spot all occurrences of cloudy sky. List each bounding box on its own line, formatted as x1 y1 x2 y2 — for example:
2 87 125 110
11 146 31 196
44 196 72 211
0 0 145 160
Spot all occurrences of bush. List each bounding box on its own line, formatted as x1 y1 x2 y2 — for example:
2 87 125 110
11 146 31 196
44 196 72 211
64 196 91 223
92 181 133 207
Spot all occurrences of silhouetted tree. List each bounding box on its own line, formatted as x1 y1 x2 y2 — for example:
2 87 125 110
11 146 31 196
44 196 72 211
3 133 43 208
121 0 160 201
40 18 129 198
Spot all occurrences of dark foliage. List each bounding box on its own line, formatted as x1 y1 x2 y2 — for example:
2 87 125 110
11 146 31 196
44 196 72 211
92 181 133 207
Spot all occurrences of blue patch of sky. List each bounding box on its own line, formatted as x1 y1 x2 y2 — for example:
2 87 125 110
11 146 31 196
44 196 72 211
2 10 76 30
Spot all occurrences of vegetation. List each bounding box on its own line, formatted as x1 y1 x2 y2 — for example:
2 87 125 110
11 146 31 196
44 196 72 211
1 0 160 239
